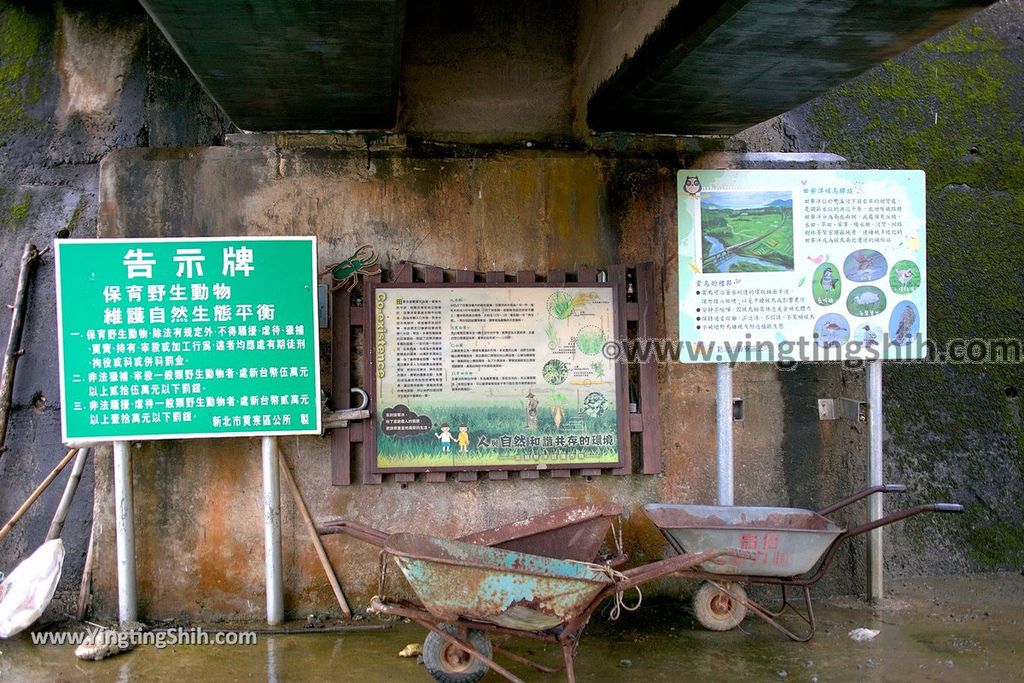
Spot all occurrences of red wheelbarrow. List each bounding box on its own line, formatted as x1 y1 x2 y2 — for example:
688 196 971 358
369 533 753 683
643 484 964 640
318 502 626 565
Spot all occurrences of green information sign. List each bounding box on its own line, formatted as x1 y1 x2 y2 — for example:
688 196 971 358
55 237 321 442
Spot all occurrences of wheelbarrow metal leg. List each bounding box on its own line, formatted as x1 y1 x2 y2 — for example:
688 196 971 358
740 585 816 642
563 642 577 683
492 644 564 674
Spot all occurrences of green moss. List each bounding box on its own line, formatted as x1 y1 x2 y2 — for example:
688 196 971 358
65 195 86 233
922 24 1002 54
809 22 1024 571
0 4 47 143
811 26 1023 193
964 519 1024 567
8 193 29 222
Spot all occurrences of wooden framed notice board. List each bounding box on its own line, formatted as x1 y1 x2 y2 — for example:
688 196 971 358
330 263 661 485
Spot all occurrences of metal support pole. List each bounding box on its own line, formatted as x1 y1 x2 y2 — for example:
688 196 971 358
113 440 137 624
716 363 734 506
867 360 884 601
262 436 284 625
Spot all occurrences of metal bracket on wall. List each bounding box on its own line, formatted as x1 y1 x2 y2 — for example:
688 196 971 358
317 284 330 328
817 398 867 423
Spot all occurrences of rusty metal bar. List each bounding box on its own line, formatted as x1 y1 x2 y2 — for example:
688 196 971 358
816 483 906 516
613 547 752 594
738 584 817 642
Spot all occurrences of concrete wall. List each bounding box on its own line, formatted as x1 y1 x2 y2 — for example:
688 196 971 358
575 0 678 135
400 0 578 142
91 144 840 619
0 0 227 617
745 0 1024 573
400 0 680 142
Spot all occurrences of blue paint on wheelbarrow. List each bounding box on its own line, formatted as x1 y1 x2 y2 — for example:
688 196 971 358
386 533 611 631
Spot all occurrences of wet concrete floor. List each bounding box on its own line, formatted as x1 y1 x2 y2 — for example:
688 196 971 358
1 573 1020 682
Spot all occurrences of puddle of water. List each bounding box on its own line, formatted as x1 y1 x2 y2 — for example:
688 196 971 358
0 573 1020 682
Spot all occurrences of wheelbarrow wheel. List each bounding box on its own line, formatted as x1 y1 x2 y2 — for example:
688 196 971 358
423 623 492 683
693 581 747 631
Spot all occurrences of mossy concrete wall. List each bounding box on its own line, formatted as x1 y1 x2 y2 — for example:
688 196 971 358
0 0 227 618
757 0 1024 572
90 144 844 619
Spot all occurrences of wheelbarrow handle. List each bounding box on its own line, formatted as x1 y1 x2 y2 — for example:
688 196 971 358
613 547 757 594
315 519 390 547
841 502 963 540
816 483 907 516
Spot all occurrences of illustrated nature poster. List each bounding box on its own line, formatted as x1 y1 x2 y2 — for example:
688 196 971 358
371 284 622 470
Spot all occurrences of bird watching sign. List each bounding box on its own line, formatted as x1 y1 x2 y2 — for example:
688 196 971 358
677 169 927 363
54 237 321 442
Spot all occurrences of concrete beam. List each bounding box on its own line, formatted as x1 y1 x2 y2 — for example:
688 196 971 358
139 0 405 132
588 0 995 135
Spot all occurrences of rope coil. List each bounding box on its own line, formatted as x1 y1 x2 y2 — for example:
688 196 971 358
567 559 643 621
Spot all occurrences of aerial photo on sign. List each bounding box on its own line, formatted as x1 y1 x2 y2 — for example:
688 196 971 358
700 190 795 274
678 170 927 362
55 237 321 441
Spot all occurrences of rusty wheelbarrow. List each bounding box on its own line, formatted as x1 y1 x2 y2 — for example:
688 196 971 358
318 502 626 565
643 484 964 641
370 533 752 683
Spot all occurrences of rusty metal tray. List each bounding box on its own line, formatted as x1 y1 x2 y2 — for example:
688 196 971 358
319 502 624 564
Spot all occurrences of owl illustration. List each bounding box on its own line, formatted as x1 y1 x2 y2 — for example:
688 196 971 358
683 176 702 197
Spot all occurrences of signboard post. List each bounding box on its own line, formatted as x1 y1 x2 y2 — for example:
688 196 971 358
55 236 319 624
679 169 926 600
867 359 884 600
716 363 733 506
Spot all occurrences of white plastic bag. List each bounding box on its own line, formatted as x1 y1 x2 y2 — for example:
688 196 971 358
0 539 65 638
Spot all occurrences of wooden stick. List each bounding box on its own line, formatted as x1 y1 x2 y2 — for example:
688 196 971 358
278 451 352 618
0 243 39 457
77 521 96 620
46 447 91 541
0 448 78 543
